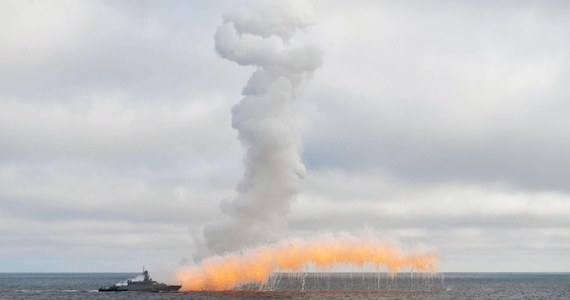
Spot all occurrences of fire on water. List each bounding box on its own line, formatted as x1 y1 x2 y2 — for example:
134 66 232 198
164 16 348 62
177 234 438 291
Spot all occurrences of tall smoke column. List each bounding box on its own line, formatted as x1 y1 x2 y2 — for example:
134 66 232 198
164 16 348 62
202 0 323 255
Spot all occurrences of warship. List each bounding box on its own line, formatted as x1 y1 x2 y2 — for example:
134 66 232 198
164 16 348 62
99 269 181 292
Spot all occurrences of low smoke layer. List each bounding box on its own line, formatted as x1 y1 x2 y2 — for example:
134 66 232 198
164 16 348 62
202 0 323 255
178 234 438 291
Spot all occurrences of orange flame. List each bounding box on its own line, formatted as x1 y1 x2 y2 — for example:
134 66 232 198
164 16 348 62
177 235 438 291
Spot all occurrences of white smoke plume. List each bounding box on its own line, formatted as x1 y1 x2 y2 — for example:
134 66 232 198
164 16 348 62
201 0 322 256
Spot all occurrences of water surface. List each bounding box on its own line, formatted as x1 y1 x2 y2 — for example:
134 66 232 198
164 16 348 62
0 272 568 299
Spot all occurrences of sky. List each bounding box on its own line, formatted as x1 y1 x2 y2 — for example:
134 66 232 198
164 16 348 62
1 0 570 273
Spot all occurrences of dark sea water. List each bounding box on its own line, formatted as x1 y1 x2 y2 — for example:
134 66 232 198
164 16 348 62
0 272 568 300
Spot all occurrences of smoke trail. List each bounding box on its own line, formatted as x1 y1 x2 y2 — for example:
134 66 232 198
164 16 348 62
178 234 438 291
181 3 439 289
202 0 323 255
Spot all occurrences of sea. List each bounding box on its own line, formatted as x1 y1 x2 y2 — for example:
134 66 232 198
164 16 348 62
0 272 568 300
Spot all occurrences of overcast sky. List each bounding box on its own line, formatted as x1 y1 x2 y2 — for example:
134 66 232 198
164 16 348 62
1 0 570 273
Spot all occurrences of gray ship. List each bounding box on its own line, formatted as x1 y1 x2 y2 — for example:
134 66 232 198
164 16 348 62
99 269 181 292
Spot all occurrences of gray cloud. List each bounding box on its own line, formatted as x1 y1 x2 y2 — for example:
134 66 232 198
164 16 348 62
303 94 570 191
1 0 570 272
300 0 570 192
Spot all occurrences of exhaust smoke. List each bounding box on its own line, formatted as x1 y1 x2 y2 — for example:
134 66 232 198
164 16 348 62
182 1 439 291
201 0 322 256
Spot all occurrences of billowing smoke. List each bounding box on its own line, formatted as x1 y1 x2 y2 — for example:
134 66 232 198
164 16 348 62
180 3 439 288
201 0 323 255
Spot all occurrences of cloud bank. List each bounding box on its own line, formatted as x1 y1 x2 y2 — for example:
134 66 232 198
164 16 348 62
1 0 570 272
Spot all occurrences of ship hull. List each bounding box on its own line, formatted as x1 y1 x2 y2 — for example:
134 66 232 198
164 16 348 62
99 269 181 292
98 285 181 292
